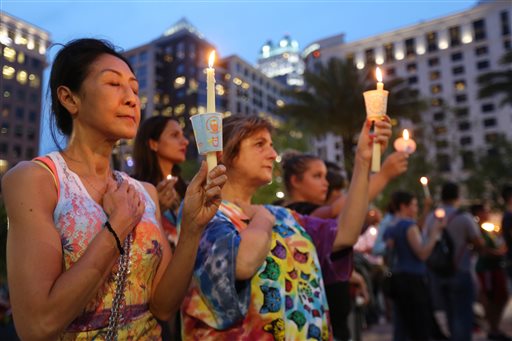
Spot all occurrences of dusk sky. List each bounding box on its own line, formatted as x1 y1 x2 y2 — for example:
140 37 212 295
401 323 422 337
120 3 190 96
2 0 478 153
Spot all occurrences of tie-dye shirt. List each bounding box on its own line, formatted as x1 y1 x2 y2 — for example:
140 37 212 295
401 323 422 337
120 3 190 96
181 201 352 340
35 152 164 340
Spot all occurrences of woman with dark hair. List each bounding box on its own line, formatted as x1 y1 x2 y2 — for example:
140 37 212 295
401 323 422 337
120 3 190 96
384 191 444 341
133 115 189 248
1 38 226 340
180 114 391 340
281 151 407 340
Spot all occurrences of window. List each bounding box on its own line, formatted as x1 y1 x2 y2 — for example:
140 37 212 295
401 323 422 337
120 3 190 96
456 94 467 103
13 145 21 158
475 46 488 56
462 151 474 169
26 147 35 159
384 43 394 62
427 31 438 52
505 40 512 50
139 51 148 63
431 98 443 107
407 63 417 72
386 67 396 77
431 84 442 94
15 108 24 120
454 80 466 91
428 57 439 67
434 125 447 134
458 121 471 131
408 76 418 85
451 52 463 61
405 38 415 57
430 70 441 80
365 48 375 64
477 60 489 70
460 136 472 146
485 133 498 143
449 26 461 47
483 118 497 127
14 125 23 138
437 154 451 172
452 66 464 75
29 111 37 122
473 19 486 41
434 112 445 121
436 140 448 148
27 127 36 140
501 10 510 36
455 108 469 118
482 103 495 112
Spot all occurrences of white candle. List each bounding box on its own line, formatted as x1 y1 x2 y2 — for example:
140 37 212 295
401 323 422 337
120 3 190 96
206 51 217 172
393 129 417 154
206 51 216 113
376 67 384 91
420 176 431 198
371 67 385 172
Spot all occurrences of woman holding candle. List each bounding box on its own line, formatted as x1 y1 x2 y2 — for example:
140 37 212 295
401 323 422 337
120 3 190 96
1 38 227 340
384 191 445 341
133 115 190 248
181 114 392 340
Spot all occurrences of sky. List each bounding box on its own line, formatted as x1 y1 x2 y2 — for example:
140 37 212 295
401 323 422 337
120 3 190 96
1 0 479 153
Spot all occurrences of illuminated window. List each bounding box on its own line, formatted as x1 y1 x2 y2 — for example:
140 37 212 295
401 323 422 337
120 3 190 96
454 80 466 91
426 32 438 52
3 47 16 62
16 70 27 84
431 84 442 94
2 65 15 79
28 74 40 88
17 51 25 64
430 71 440 80
449 26 461 47
175 104 185 116
174 76 186 89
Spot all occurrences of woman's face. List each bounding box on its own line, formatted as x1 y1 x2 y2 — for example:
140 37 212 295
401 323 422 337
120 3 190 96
291 159 329 205
74 54 140 140
404 198 419 219
151 120 189 164
230 128 278 187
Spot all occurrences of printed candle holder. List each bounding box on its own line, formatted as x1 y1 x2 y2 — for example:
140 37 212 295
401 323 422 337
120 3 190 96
190 112 223 155
363 89 389 172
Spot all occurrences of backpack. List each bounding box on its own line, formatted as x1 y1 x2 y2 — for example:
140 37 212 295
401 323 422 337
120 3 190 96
426 209 463 277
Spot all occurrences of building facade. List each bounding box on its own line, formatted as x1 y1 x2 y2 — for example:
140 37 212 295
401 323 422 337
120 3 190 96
303 1 511 179
0 12 50 174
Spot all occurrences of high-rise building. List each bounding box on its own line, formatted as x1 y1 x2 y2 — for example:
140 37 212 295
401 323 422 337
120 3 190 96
303 1 511 179
257 35 305 87
0 12 50 174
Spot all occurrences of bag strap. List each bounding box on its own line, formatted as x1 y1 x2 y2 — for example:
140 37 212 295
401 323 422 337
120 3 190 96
445 209 467 270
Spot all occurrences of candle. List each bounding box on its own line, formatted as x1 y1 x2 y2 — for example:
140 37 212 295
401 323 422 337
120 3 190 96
393 129 417 154
166 174 174 181
206 51 216 113
206 51 217 172
434 208 446 219
420 176 431 198
363 67 389 172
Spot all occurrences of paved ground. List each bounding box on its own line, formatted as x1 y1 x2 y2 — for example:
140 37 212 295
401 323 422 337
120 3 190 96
362 298 512 341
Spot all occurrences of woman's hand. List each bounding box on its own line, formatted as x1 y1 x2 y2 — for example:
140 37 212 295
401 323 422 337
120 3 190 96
355 115 392 164
156 177 179 212
102 179 145 240
181 162 227 237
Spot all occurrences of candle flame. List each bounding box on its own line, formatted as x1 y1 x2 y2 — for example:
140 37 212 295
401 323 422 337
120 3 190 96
376 67 383 82
208 51 216 68
481 222 495 232
434 208 446 219
420 177 429 185
166 174 174 180
403 129 409 140
369 227 377 236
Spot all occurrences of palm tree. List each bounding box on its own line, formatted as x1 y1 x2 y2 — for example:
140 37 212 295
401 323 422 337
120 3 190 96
279 57 424 175
478 50 512 107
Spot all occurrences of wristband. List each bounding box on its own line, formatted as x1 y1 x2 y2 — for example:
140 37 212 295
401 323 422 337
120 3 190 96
104 220 124 255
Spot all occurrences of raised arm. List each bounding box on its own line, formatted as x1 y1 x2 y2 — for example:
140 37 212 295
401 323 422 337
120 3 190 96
3 162 143 340
406 221 443 261
150 162 227 320
333 117 392 251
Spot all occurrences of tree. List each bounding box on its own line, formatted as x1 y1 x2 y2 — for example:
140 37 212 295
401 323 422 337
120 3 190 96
278 57 424 175
478 50 512 107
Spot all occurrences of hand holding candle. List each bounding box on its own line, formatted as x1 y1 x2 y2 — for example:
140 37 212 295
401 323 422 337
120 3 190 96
363 67 389 172
419 176 431 198
393 129 417 154
190 51 223 176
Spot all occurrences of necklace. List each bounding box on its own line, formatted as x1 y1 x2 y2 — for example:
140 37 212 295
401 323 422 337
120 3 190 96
79 172 113 196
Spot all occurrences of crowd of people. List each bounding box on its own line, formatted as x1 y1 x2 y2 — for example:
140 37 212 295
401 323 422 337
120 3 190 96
2 37 512 341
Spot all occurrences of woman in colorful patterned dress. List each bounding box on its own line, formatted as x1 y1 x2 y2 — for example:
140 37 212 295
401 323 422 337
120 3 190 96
1 38 226 340
133 115 190 249
181 114 392 340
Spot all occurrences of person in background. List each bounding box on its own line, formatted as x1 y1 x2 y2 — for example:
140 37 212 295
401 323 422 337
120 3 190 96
471 203 511 341
282 152 407 341
181 114 392 340
132 115 190 249
384 191 445 341
501 185 512 284
1 38 227 340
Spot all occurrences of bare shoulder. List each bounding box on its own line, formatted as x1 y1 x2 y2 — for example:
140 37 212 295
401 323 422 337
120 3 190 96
140 181 157 197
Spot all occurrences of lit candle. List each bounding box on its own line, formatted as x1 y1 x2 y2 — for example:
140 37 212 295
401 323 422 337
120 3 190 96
393 129 417 154
420 176 431 198
434 208 446 219
206 51 217 172
206 51 216 113
166 174 174 181
363 67 389 172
